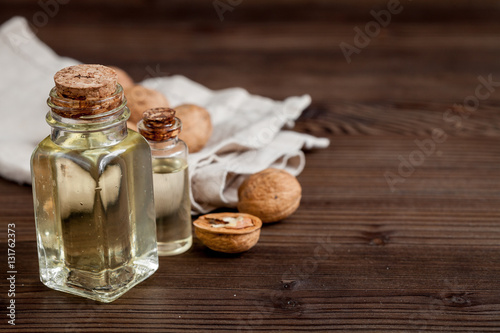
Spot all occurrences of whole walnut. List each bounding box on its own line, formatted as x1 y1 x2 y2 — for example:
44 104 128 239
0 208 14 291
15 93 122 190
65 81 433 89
237 168 302 223
109 66 135 90
174 104 213 153
127 120 138 132
125 85 169 124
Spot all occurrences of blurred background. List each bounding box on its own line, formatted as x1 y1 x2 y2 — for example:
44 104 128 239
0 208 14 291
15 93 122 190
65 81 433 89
2 0 500 113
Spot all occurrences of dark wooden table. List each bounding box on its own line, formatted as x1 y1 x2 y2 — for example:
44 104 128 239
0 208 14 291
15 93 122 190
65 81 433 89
1 1 500 331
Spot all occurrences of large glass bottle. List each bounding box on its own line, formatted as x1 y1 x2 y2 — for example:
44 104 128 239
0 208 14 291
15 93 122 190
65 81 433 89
137 108 192 256
31 64 158 303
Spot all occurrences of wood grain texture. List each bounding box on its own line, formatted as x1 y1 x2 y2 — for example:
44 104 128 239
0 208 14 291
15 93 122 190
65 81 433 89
1 1 500 332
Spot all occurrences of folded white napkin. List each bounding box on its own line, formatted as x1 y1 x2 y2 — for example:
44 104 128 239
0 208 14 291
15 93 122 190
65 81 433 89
0 17 329 213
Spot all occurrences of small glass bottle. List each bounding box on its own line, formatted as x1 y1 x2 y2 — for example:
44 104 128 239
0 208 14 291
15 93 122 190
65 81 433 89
31 65 158 303
138 108 193 256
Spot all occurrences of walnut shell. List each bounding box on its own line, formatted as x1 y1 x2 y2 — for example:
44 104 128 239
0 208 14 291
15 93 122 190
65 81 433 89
193 213 262 253
109 66 135 90
125 85 169 124
127 121 138 132
174 104 213 153
237 168 302 223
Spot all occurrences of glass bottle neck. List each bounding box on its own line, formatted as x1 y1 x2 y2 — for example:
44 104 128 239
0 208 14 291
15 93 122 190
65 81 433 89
46 85 130 149
147 137 181 158
49 120 128 149
148 137 179 149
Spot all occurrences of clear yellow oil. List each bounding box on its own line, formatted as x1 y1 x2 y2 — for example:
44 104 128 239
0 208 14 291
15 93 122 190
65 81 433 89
152 157 192 256
31 130 158 303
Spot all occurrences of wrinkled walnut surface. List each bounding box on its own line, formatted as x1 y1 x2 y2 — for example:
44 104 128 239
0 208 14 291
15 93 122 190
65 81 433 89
238 168 302 223
125 85 170 124
174 104 213 153
109 66 135 90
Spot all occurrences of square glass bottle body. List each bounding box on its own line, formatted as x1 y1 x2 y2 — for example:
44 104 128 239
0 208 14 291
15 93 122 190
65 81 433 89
152 154 192 255
31 85 158 303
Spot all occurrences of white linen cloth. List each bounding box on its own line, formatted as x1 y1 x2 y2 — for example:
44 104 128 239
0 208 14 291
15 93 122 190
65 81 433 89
0 17 329 213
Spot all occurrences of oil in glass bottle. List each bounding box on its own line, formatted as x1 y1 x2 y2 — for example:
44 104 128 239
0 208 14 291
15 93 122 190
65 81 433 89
31 64 158 303
138 108 192 256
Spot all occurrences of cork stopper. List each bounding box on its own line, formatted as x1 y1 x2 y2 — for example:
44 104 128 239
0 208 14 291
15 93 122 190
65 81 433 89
138 107 181 141
143 108 176 127
49 64 124 118
54 64 118 100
